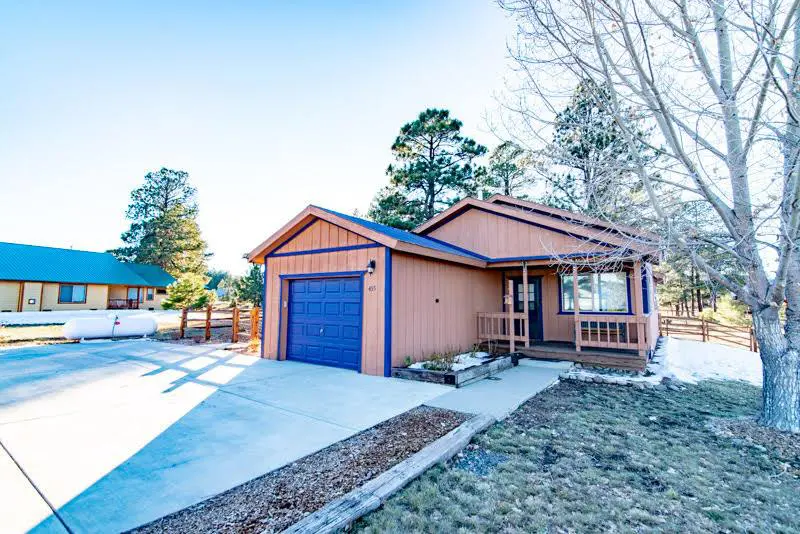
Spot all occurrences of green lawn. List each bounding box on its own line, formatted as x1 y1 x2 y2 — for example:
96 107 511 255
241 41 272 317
356 380 799 533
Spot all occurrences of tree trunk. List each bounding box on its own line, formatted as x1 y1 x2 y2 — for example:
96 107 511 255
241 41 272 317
754 309 800 433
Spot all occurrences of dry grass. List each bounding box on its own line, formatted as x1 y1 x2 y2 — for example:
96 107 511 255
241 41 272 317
0 324 67 345
356 380 800 533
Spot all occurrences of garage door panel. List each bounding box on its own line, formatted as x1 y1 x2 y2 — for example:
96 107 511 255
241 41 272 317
342 302 360 316
342 325 359 339
286 277 362 371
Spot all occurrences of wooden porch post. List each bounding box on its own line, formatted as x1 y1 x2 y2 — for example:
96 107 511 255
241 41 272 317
507 279 515 353
573 265 581 352
522 261 530 348
632 261 646 357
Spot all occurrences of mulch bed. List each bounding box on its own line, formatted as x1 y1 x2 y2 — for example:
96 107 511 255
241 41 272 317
128 405 469 534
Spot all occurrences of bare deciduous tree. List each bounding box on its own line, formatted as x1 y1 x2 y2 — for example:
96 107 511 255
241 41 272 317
500 0 800 431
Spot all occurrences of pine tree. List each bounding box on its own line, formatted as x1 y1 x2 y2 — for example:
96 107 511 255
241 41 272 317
368 109 486 228
110 168 210 276
234 265 264 307
540 79 654 222
479 141 532 198
161 273 215 310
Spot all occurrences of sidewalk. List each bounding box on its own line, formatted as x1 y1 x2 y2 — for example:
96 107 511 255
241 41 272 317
426 359 572 419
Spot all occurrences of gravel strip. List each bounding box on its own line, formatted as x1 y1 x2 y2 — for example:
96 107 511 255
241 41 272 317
127 405 469 534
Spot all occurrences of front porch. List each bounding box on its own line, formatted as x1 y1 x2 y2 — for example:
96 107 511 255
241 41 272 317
476 259 657 372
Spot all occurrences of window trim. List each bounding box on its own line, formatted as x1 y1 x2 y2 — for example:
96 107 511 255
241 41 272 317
146 287 154 301
58 284 88 304
557 271 632 315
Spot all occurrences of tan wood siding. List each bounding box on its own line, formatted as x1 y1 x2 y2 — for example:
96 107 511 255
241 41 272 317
21 282 43 311
0 282 21 312
391 253 500 365
276 220 375 254
41 283 108 311
427 208 612 259
263 247 386 375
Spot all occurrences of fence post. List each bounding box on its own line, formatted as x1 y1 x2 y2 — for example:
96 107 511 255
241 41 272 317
250 307 260 341
179 308 188 339
701 318 707 342
205 305 212 341
232 306 239 343
749 326 757 352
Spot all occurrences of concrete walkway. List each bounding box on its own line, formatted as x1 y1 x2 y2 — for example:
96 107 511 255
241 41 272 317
427 359 571 419
0 341 447 533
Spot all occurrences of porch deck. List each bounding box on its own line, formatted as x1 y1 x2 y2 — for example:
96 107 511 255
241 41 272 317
484 341 647 371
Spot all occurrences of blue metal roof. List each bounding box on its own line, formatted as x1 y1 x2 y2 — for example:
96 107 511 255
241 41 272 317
0 242 175 286
315 207 487 260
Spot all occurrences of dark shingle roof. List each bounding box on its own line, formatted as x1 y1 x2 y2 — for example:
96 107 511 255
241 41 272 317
315 208 487 260
0 242 175 287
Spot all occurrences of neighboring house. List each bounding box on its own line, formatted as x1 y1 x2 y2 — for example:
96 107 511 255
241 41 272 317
0 242 175 312
247 195 660 376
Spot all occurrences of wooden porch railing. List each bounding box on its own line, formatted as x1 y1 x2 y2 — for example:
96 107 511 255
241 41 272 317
108 299 139 310
575 314 646 352
477 312 528 349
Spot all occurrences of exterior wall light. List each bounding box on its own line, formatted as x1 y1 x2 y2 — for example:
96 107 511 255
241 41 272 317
367 260 376 275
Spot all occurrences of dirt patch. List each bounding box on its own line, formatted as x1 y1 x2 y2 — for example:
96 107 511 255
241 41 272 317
0 325 74 347
128 406 469 534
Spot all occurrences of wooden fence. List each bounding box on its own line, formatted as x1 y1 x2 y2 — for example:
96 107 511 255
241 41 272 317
178 306 261 343
660 315 757 352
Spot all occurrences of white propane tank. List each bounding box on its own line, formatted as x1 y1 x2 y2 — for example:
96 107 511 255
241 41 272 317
63 314 157 340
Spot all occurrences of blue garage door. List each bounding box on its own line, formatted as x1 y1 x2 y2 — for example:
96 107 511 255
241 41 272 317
286 277 362 370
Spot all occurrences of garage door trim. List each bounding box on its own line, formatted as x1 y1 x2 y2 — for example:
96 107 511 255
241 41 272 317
278 271 366 372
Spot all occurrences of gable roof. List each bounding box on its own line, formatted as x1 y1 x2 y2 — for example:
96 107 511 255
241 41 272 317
248 197 659 268
413 196 658 253
484 195 660 241
0 242 175 287
246 206 486 267
315 208 486 260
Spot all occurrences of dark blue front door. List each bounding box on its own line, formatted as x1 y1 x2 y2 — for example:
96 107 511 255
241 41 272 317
286 277 362 371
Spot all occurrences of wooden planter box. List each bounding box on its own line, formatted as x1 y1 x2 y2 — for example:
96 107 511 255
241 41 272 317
391 356 514 388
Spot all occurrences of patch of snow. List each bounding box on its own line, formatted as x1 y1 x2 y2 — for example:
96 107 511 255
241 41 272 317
409 351 491 372
661 337 762 386
563 337 762 387
0 309 181 327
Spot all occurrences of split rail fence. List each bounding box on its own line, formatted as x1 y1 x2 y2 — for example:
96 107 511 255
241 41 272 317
659 315 757 352
178 306 261 343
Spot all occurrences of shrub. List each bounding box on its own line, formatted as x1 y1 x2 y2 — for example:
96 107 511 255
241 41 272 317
162 273 216 310
422 351 459 372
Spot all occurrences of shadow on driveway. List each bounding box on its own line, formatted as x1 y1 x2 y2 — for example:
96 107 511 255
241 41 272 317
0 340 447 534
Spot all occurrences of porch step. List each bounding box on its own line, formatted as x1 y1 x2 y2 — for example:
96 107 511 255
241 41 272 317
483 342 647 372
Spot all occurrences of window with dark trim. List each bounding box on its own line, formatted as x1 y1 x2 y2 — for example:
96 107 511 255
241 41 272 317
560 272 629 313
642 267 651 315
58 284 87 304
156 288 167 295
146 287 154 301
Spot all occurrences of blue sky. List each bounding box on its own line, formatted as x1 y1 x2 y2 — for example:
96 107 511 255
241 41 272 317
0 1 515 273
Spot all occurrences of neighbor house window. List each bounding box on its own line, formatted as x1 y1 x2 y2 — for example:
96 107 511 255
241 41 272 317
560 272 629 313
58 284 87 304
146 287 154 301
156 288 167 295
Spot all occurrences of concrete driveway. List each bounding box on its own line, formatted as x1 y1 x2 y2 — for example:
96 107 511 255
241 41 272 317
0 340 448 534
